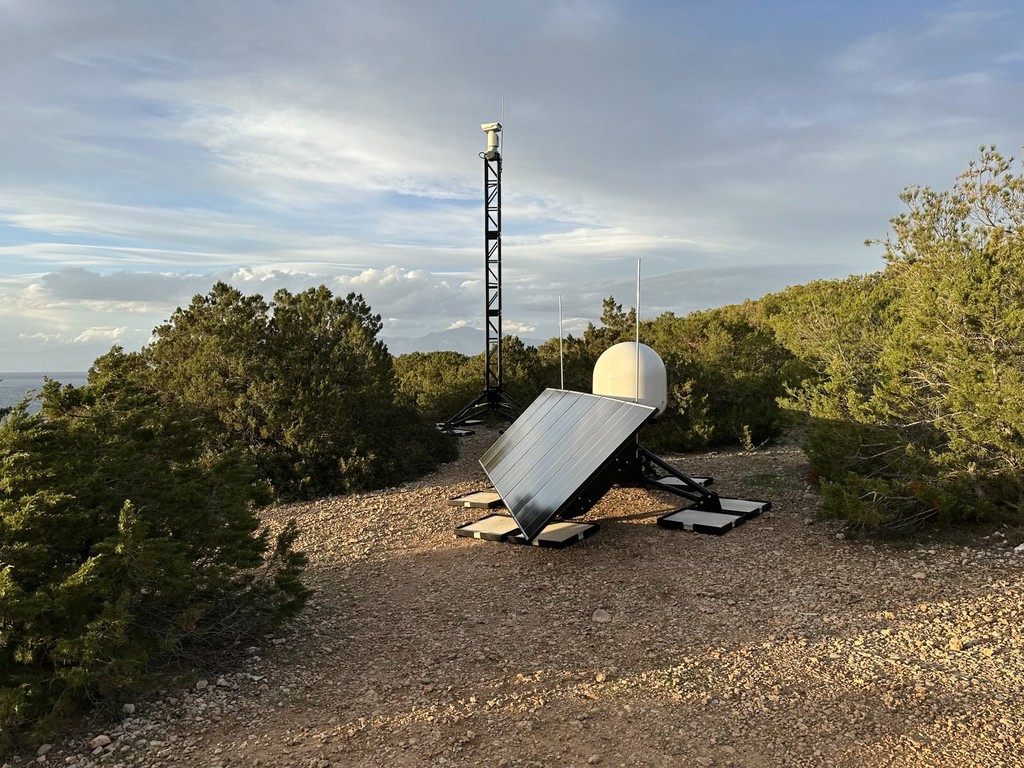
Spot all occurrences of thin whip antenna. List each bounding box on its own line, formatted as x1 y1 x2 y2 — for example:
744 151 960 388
558 295 564 389
635 259 641 403
500 94 505 156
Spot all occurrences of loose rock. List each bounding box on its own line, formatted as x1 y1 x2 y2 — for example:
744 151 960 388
89 735 111 750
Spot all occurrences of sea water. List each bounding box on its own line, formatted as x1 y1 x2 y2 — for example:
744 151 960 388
0 372 89 413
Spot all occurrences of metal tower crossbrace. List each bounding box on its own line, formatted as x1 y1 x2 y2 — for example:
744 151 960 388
444 122 518 430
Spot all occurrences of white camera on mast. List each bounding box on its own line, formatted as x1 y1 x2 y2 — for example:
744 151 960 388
481 121 501 159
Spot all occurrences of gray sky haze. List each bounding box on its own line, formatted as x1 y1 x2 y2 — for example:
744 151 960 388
2 1 1022 370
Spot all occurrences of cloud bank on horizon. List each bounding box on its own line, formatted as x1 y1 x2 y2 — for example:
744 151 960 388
1 0 1022 370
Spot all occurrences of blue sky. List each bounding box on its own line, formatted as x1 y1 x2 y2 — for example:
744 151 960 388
1 0 1022 370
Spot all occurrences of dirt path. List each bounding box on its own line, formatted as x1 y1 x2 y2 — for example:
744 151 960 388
21 429 1024 768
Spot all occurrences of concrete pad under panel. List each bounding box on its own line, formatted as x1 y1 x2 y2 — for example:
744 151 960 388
719 497 771 516
508 520 599 549
657 508 747 535
448 489 506 509
698 497 771 516
454 514 520 541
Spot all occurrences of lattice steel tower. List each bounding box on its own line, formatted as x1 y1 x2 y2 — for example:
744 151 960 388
444 122 518 429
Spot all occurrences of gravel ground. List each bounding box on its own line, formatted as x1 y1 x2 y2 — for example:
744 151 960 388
12 428 1024 768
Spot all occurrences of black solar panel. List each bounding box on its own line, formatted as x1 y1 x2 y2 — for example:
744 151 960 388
480 389 656 541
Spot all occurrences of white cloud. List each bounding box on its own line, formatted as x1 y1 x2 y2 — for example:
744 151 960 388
71 327 125 344
503 320 538 335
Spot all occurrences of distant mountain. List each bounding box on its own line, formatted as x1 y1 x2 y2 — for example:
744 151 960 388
382 327 546 356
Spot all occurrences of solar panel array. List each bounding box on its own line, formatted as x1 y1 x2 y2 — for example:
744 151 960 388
480 389 656 542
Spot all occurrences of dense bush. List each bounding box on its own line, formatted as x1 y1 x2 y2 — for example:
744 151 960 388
145 283 456 499
394 300 626 425
394 350 481 421
642 303 794 451
395 296 792 453
0 350 308 748
395 335 552 423
1 282 466 748
766 146 1024 532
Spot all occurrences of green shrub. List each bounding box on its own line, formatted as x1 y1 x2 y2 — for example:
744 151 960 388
0 351 307 749
768 146 1024 532
641 303 793 452
144 283 456 500
394 350 483 421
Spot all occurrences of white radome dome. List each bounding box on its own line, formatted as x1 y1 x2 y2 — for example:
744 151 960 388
592 342 668 416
